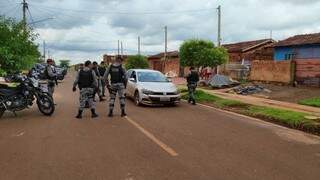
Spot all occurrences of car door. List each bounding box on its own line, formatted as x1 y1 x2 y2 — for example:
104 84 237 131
126 70 137 97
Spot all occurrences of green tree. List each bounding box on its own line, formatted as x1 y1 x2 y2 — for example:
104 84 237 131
0 16 40 76
125 55 149 70
59 60 70 68
179 39 228 68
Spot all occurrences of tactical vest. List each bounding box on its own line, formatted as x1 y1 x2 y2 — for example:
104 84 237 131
78 70 94 89
110 65 125 84
187 71 199 83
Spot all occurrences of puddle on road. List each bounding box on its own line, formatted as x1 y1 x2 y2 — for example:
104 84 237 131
274 129 320 145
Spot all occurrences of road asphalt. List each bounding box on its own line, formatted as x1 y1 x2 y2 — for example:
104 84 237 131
0 73 319 180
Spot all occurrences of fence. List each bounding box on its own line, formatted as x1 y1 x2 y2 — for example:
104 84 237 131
249 60 294 84
295 59 320 87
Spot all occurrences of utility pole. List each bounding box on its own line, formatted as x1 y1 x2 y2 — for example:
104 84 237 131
270 30 273 40
121 41 123 57
47 50 50 59
138 36 141 55
117 40 120 56
43 40 46 61
22 0 28 31
217 5 221 47
164 26 168 61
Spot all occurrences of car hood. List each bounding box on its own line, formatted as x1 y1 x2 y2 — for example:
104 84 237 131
138 82 177 92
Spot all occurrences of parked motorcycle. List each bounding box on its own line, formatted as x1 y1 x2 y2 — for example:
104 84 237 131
0 73 55 118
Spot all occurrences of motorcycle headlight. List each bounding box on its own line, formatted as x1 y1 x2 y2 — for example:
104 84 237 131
142 89 154 95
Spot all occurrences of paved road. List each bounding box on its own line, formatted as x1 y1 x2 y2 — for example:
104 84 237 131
0 73 320 180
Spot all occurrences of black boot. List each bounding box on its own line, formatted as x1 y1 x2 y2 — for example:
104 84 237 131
99 96 106 102
192 100 196 105
91 109 98 118
76 110 83 119
121 109 127 117
188 98 191 103
108 110 113 117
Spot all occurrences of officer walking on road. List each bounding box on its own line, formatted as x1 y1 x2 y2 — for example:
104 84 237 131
186 67 199 105
103 56 127 117
46 59 58 96
73 60 99 119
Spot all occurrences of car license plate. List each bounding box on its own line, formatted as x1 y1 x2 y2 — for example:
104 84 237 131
160 97 170 101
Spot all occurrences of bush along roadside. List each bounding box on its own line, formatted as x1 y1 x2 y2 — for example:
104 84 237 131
180 89 320 135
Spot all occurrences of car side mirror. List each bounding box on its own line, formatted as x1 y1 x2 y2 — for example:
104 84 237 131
129 78 136 82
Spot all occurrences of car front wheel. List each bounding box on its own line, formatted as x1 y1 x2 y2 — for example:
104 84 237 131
134 91 141 106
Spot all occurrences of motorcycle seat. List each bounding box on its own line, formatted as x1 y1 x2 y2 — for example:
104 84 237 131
0 88 20 96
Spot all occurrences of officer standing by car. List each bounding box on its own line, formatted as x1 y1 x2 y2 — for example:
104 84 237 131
73 60 99 119
186 67 199 105
103 56 127 117
46 59 58 96
98 61 107 97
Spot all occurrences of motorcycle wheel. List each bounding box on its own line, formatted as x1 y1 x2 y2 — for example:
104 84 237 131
0 108 5 118
37 94 55 116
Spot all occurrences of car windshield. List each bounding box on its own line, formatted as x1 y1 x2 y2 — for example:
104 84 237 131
137 71 168 82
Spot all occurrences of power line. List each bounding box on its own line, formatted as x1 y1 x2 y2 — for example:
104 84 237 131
27 7 34 24
2 4 20 16
29 3 215 15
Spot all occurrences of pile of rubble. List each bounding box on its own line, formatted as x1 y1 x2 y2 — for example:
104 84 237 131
207 74 239 88
230 85 270 95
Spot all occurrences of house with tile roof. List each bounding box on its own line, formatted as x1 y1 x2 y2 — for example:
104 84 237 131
223 39 275 63
274 32 320 86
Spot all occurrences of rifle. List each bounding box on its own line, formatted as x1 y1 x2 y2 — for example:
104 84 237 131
55 76 58 86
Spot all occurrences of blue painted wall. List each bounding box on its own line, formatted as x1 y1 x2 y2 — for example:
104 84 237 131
274 44 320 61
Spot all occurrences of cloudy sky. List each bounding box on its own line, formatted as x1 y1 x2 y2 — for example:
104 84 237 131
1 0 320 64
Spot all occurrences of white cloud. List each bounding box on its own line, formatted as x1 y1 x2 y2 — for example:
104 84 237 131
1 0 320 64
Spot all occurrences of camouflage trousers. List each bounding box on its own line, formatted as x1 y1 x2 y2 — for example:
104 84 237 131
109 83 126 111
79 88 95 111
47 80 55 96
187 83 197 102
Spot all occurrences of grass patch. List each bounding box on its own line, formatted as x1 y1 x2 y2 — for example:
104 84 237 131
298 97 320 107
246 106 312 128
180 89 320 134
181 89 247 108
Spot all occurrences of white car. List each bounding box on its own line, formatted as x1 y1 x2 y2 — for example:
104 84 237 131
126 69 181 106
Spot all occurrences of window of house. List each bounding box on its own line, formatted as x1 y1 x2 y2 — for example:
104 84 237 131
284 53 294 60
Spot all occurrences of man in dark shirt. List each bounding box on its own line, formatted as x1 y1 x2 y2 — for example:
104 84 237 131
186 67 200 105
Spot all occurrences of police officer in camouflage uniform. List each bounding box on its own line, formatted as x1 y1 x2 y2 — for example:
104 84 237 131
92 61 105 102
186 67 199 105
46 59 57 96
103 56 127 117
98 61 107 97
73 60 99 119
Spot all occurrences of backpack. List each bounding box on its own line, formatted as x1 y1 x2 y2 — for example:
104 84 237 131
43 66 49 80
44 65 55 80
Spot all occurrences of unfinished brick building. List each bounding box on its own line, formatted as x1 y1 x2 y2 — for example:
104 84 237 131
223 39 276 64
148 51 187 77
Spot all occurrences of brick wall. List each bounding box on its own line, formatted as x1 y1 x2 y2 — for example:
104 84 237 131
163 58 180 77
250 60 293 83
228 46 274 63
295 59 320 86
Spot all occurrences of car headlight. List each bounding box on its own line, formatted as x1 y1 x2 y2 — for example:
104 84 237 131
142 89 154 95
